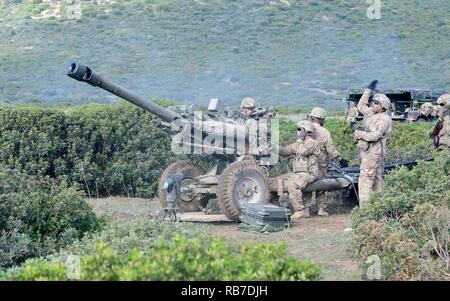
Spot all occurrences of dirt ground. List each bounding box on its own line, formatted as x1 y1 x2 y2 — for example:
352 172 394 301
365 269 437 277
87 197 362 281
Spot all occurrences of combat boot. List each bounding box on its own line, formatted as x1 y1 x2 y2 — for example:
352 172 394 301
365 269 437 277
291 208 310 220
317 208 329 217
302 208 311 218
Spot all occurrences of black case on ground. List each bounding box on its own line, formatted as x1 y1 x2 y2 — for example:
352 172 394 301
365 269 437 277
239 203 292 230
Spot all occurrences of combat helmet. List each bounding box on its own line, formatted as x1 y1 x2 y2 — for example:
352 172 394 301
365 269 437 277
241 97 256 109
310 107 327 119
373 94 391 110
437 94 450 105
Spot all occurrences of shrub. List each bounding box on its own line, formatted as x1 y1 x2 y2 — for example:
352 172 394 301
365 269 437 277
0 104 175 198
64 104 174 198
350 153 450 280
0 166 100 268
3 234 322 281
63 218 206 256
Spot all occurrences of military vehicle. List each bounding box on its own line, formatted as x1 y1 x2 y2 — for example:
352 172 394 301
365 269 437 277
345 89 444 122
68 62 410 221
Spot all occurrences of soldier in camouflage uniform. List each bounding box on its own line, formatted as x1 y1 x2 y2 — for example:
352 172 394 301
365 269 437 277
309 107 349 216
353 80 393 206
435 94 450 152
241 97 259 155
241 97 271 156
279 120 320 219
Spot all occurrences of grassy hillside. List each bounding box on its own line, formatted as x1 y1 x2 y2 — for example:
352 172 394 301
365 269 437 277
0 0 449 108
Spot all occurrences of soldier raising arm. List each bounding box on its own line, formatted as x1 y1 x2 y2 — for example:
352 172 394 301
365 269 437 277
356 80 379 117
354 80 393 206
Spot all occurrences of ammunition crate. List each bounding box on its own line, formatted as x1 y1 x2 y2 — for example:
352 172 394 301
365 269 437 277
239 203 292 230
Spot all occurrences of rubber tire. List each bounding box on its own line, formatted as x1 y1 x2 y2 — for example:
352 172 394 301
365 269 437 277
158 160 204 212
217 160 270 221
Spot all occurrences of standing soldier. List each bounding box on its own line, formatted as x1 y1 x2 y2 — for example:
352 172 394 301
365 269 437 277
432 94 450 152
241 97 258 155
353 80 393 206
240 97 271 156
309 107 349 216
279 120 320 219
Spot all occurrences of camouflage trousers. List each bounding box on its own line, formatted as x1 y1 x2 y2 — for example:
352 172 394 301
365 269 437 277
301 167 327 210
287 172 316 212
437 135 450 153
315 167 328 209
358 155 384 206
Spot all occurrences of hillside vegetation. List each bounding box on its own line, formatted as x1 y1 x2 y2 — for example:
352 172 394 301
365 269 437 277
0 103 175 198
1 0 449 107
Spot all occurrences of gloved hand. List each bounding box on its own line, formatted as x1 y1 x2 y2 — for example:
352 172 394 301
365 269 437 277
367 80 378 90
350 122 363 132
339 159 349 168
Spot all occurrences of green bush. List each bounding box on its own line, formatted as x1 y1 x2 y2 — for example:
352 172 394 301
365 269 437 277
3 234 322 281
0 166 100 268
351 153 450 280
0 104 175 198
64 218 206 256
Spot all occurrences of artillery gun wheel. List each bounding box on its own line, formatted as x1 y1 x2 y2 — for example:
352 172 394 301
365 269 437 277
158 160 204 212
217 160 270 221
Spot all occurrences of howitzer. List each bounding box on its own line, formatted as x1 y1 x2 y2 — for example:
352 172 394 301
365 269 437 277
68 62 182 123
67 62 278 219
67 62 425 221
68 63 260 158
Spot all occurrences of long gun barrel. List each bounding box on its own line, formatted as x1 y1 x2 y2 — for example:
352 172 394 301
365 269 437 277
67 62 182 123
